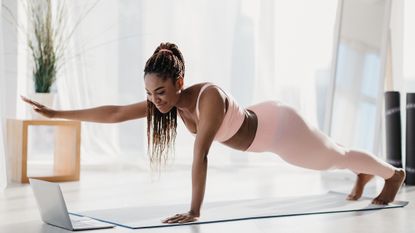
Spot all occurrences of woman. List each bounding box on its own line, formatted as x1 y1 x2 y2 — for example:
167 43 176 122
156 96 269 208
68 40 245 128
22 42 405 224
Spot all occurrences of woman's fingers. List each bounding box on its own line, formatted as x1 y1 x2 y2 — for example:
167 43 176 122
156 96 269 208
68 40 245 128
162 213 198 224
20 95 46 108
178 215 196 223
162 215 181 223
20 95 56 118
20 95 33 104
163 214 185 223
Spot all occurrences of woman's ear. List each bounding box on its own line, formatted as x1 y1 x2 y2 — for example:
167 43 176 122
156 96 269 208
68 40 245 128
176 76 184 90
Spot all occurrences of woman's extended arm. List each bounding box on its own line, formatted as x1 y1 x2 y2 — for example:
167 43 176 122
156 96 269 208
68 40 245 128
162 87 226 224
21 96 147 123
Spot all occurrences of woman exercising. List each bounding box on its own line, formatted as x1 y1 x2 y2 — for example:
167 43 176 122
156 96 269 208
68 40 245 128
22 42 405 224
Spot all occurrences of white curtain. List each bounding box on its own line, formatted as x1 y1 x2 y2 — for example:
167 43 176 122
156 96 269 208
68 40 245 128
4 0 413 169
0 0 8 190
56 0 121 164
52 0 338 164
0 0 335 166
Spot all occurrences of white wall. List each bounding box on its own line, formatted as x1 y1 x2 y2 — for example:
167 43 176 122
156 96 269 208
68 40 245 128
390 0 404 91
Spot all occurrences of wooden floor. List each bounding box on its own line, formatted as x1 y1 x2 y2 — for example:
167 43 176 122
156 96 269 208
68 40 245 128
1 152 414 233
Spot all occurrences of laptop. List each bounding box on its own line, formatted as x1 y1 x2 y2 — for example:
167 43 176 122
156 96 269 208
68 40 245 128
29 178 115 231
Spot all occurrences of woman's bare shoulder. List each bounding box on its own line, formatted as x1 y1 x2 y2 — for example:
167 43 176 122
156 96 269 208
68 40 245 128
185 82 212 90
198 84 227 111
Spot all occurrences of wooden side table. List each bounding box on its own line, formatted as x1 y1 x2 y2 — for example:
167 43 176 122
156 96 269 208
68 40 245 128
6 119 81 183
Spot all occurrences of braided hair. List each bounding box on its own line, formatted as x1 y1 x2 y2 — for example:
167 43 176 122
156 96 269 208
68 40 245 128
144 42 185 169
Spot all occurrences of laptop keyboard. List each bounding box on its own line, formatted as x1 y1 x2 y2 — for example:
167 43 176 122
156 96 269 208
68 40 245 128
70 215 91 222
70 215 103 228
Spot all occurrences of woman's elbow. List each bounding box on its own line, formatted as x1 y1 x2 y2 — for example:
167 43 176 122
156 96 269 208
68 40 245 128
108 107 127 123
194 149 210 161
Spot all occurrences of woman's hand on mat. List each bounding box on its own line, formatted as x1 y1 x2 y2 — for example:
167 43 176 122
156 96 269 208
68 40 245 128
162 211 199 224
21 95 56 118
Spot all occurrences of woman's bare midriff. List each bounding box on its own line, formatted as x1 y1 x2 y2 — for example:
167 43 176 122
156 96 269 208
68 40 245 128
221 109 258 151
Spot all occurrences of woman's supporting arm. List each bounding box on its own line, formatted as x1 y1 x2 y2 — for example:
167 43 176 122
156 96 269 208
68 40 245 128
162 86 226 223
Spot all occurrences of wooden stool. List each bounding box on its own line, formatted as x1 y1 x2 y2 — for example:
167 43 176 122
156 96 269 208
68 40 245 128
6 119 81 183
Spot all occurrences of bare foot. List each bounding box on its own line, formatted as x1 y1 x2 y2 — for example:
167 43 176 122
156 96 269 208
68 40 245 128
347 173 374 200
372 169 406 205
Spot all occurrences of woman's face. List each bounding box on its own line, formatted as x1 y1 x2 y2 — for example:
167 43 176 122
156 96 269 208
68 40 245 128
144 73 182 113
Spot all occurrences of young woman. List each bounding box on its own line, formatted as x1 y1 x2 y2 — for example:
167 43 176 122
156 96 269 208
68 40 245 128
22 42 405 224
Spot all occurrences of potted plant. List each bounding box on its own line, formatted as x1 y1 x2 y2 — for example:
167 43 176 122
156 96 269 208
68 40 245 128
2 0 98 118
26 0 64 118
28 0 58 94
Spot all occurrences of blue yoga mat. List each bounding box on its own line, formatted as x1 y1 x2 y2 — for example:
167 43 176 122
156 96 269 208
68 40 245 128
73 191 408 229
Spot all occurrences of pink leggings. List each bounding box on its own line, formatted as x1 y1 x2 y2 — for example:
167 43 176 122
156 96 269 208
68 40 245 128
246 101 395 179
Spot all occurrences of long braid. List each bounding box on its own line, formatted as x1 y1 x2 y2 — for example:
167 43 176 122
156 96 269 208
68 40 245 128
144 42 185 170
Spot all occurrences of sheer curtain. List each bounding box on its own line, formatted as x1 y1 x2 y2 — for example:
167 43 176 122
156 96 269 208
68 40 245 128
4 0 413 169
56 0 121 164
0 0 8 189
0 0 341 183
52 0 337 164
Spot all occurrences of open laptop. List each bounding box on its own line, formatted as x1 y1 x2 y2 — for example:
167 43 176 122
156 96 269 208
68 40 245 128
29 178 115 231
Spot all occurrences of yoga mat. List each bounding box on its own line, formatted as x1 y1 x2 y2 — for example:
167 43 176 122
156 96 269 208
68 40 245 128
385 91 403 168
73 192 408 229
406 93 415 185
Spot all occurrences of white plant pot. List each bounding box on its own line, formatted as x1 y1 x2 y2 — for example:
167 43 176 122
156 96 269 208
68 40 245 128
28 93 55 119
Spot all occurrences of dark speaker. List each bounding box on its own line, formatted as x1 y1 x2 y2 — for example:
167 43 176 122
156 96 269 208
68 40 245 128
406 93 415 185
384 91 402 168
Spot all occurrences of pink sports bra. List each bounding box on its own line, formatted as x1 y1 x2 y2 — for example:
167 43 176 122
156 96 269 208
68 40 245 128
195 83 245 142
